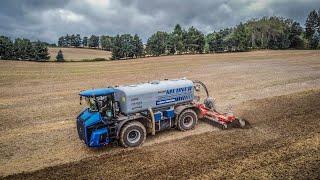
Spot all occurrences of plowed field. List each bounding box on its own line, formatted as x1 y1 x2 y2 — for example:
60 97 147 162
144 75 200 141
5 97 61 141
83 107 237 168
0 50 319 178
4 90 320 179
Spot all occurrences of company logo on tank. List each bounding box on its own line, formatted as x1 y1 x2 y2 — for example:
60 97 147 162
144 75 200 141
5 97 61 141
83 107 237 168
166 86 192 95
157 86 193 106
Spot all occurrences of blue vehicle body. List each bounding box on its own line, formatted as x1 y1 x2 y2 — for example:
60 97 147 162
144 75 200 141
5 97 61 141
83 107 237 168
89 127 109 147
77 79 197 148
76 108 110 147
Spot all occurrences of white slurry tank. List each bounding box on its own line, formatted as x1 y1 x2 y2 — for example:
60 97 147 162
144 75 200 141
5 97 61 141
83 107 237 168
114 78 194 114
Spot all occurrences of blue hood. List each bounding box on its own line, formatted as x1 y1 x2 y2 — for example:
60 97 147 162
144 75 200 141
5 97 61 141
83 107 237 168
79 88 114 97
79 108 102 127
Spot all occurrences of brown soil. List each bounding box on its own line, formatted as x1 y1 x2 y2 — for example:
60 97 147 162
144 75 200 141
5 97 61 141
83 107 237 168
4 89 320 179
0 50 319 177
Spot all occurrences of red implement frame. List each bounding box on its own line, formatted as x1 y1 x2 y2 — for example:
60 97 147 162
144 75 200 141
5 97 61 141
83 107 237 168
196 103 236 126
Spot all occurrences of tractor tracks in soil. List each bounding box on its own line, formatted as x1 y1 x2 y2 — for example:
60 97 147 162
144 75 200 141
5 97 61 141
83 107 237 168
1 50 320 177
3 89 320 179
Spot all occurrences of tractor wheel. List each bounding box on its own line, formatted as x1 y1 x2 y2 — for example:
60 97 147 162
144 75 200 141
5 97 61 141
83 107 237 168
119 121 146 148
177 109 198 131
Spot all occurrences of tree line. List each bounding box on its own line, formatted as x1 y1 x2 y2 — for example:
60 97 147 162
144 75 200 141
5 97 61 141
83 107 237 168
60 9 319 60
57 34 109 49
305 9 320 49
206 17 305 52
146 11 320 56
0 37 50 60
57 34 144 59
146 25 205 56
145 9 320 56
1 9 319 61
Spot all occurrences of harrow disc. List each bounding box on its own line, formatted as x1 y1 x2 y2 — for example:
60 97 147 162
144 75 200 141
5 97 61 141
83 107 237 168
230 118 251 129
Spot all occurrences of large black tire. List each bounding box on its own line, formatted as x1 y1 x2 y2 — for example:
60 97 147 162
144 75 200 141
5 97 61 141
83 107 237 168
177 109 198 131
119 121 146 148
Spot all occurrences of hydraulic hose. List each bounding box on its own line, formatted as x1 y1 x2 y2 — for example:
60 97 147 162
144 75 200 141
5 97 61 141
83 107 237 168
192 80 210 97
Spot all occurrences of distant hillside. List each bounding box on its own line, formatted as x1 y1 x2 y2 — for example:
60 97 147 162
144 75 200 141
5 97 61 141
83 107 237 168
49 48 111 61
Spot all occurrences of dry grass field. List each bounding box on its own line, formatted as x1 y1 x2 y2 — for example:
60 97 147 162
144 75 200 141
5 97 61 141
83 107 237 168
48 47 111 61
0 50 320 178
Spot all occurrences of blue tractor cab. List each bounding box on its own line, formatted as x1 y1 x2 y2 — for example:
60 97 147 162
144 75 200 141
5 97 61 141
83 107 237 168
77 88 116 147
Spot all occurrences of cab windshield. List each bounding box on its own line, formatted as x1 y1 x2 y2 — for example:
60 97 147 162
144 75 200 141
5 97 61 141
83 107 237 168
84 96 114 117
85 97 98 112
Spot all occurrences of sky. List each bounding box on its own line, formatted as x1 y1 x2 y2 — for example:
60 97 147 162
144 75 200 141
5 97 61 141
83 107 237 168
0 0 319 43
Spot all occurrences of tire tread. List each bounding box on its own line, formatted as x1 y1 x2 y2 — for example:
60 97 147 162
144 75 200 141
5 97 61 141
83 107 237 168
119 121 146 148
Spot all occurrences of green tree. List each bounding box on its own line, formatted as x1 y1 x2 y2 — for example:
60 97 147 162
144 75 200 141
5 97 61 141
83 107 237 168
318 9 320 34
74 34 81 47
58 36 66 47
290 35 304 49
305 10 319 40
14 38 33 60
146 31 169 56
233 23 250 51
166 33 176 55
309 32 319 49
56 49 64 61
207 32 225 52
186 26 205 53
276 32 290 49
133 34 144 57
244 17 295 49
1 37 50 61
111 34 138 60
65 34 71 47
70 34 76 47
111 35 122 60
0 36 14 60
172 24 185 54
289 22 304 48
100 35 113 51
290 22 303 36
33 41 50 60
207 28 234 53
82 36 88 47
68 34 81 47
206 33 215 53
120 34 135 58
88 35 99 48
225 35 236 52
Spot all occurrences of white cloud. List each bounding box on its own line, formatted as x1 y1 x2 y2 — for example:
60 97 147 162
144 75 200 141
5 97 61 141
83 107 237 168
57 9 84 22
84 0 110 8
219 4 232 14
248 0 269 11
40 8 85 23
